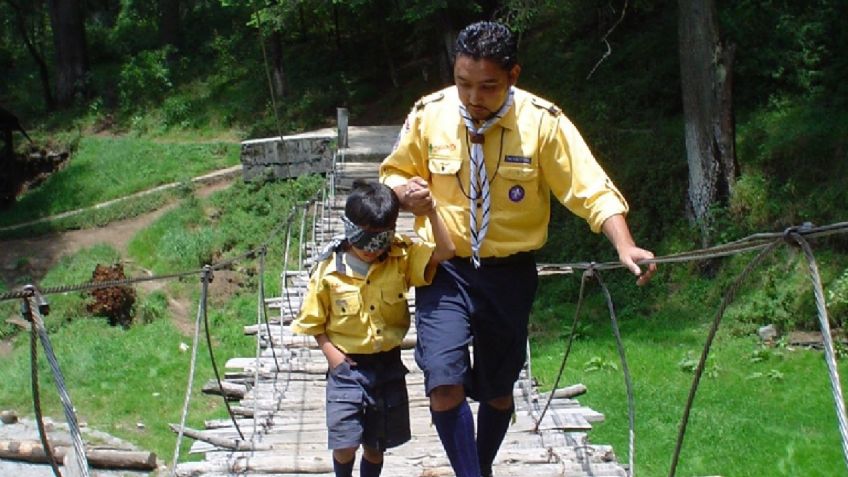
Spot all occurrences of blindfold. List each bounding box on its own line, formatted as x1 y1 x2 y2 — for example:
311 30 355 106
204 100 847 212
341 215 394 253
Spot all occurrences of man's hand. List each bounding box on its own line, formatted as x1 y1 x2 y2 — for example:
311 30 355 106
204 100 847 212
617 245 656 286
601 214 657 286
396 177 434 216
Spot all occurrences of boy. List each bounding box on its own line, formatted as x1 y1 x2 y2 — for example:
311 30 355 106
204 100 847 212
292 179 454 477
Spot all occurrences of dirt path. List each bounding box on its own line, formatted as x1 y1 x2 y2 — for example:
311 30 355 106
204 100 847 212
0 179 236 352
0 180 232 287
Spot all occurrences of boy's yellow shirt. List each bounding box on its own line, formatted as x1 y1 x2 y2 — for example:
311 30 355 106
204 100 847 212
292 235 435 354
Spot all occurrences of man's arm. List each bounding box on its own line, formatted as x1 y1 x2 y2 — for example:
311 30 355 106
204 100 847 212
601 214 656 286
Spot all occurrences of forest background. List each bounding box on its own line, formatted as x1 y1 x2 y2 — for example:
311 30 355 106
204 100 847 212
1 1 848 476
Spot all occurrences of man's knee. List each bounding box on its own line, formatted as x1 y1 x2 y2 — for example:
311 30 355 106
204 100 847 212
333 447 357 463
430 384 466 411
361 445 383 464
486 394 513 412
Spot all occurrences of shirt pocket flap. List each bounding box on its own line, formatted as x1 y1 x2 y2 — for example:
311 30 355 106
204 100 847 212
330 289 361 315
428 157 462 175
382 286 408 304
498 165 538 182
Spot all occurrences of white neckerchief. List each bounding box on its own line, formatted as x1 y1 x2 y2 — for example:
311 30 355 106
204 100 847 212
459 88 515 268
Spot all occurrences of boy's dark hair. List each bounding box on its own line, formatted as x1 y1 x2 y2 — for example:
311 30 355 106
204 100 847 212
345 179 399 229
454 21 518 71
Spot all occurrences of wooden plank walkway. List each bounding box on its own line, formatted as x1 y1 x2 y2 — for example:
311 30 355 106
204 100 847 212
174 160 629 477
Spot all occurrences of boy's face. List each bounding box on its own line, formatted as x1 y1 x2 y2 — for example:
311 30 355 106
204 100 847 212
348 225 394 263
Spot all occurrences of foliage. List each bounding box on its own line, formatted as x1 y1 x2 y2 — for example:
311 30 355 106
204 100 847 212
118 47 173 111
86 263 136 327
137 290 168 324
827 268 848 326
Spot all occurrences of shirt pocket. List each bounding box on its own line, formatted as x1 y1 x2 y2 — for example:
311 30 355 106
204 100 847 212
329 286 361 316
428 156 462 176
380 283 409 319
497 164 538 182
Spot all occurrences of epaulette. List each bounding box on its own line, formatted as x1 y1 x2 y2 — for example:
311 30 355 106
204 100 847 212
531 97 562 117
414 92 445 111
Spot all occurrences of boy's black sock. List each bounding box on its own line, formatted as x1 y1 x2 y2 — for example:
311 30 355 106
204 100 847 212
431 400 480 477
359 455 383 477
333 456 355 477
476 401 514 477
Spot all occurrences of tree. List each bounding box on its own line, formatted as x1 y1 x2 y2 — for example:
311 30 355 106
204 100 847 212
4 0 55 110
158 0 181 52
47 0 89 108
678 0 737 246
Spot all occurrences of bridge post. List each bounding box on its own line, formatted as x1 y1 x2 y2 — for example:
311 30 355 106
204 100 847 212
337 107 349 149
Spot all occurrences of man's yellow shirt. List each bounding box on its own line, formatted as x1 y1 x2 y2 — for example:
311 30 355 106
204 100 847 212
380 86 628 259
292 236 435 354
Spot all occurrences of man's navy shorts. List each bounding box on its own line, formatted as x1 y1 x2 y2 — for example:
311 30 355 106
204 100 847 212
325 347 410 450
414 252 538 401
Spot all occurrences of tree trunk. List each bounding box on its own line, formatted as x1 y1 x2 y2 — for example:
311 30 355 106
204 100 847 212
6 0 56 110
47 0 89 108
268 30 286 99
678 0 737 247
158 0 181 52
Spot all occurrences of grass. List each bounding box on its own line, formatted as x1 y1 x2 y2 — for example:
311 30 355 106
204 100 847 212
0 311 254 463
0 136 238 228
0 172 325 465
529 274 848 477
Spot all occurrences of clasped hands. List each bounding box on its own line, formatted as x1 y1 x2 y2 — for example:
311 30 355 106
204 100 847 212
398 177 435 216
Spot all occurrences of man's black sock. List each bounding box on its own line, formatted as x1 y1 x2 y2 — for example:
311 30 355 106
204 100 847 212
476 401 514 477
333 456 354 477
431 400 481 477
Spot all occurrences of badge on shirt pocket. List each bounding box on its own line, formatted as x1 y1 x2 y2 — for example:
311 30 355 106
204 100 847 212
330 289 361 316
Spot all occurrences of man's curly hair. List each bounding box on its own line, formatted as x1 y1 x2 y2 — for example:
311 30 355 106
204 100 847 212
454 21 518 71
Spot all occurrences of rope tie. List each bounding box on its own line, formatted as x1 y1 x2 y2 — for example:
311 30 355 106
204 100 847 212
459 88 514 267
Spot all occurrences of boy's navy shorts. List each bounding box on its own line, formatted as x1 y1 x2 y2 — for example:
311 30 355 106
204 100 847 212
414 252 538 402
325 347 410 450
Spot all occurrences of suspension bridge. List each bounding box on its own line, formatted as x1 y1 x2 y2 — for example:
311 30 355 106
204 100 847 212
3 125 848 477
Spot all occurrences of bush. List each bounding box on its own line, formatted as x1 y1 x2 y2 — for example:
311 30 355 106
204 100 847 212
87 263 136 327
119 48 173 112
138 291 168 324
827 268 848 327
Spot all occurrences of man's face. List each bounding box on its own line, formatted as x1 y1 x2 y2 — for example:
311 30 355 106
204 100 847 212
454 55 520 122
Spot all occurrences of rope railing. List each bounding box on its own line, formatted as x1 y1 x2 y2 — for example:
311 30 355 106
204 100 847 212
531 222 848 477
22 287 91 477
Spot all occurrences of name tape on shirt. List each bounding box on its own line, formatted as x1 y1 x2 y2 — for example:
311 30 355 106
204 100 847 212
504 155 532 165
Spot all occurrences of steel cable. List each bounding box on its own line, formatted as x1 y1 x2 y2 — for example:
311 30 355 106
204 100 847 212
668 239 782 477
789 232 848 469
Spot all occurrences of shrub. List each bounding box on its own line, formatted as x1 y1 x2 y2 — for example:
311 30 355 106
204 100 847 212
138 291 168 324
119 48 173 112
87 263 136 327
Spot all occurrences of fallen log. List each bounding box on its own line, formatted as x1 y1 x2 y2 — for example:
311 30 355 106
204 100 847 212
0 439 157 470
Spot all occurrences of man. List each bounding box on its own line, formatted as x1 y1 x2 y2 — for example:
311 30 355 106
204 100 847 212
380 21 656 477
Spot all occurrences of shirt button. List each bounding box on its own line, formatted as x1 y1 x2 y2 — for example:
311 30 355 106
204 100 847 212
476 203 482 208
398 293 404 298
370 305 375 311
376 329 382 335
341 308 346 313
